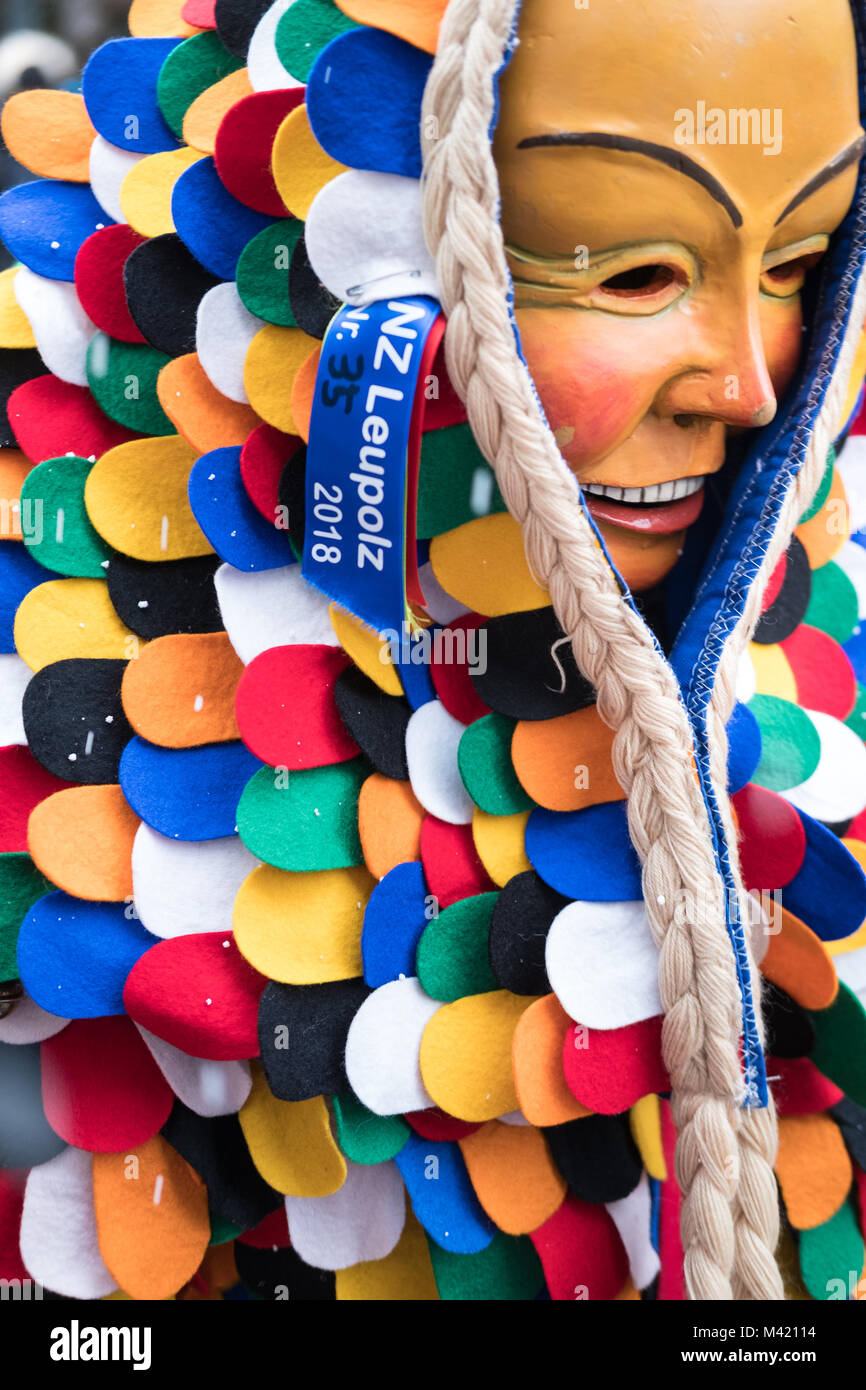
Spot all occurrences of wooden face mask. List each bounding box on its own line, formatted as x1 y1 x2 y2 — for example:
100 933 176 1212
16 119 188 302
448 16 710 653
494 0 864 591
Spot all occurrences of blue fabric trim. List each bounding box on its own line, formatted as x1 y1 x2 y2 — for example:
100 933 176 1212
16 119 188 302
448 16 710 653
650 1177 661 1255
666 2 866 1104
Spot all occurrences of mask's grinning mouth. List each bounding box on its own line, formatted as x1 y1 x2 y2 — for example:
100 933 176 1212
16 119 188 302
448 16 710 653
582 474 706 506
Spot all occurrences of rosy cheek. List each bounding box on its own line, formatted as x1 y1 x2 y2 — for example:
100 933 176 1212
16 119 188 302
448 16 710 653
515 309 652 464
760 298 803 401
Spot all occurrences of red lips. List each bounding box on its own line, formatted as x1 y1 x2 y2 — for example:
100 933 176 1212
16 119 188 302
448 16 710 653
584 485 705 535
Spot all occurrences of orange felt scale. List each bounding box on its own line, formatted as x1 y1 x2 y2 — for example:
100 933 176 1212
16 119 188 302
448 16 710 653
616 1279 641 1301
794 468 849 567
759 907 839 1011
0 449 30 538
459 1120 567 1234
290 346 320 443
157 354 262 453
189 1243 240 1300
1 91 96 182
358 773 424 879
92 1135 210 1300
511 705 622 812
335 0 447 52
511 994 592 1126
775 1113 853 1231
28 785 139 901
127 0 200 37
121 632 243 747
183 69 254 154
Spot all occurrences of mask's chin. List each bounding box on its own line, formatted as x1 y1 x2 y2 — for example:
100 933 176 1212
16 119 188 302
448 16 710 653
584 428 749 593
580 470 713 592
591 517 689 593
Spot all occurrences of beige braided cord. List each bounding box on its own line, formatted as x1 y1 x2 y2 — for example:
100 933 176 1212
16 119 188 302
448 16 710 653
421 0 788 1299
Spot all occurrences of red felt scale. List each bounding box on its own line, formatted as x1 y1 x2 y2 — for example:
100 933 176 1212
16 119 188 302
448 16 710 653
530 1192 629 1301
181 0 216 25
781 624 857 721
562 1014 668 1115
429 613 491 725
40 1016 173 1152
770 1055 844 1116
422 340 468 431
237 1205 291 1249
420 816 496 909
657 1100 685 1301
240 422 301 524
8 376 140 465
74 225 147 345
0 1174 28 1282
215 89 306 217
123 932 266 1061
235 643 358 768
761 552 787 614
404 1108 481 1142
732 781 807 891
0 747 75 852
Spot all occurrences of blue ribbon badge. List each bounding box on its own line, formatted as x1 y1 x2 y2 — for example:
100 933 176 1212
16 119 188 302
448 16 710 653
303 296 443 634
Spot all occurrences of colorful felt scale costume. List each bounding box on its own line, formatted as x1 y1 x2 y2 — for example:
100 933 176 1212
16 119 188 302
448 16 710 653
1 0 866 1301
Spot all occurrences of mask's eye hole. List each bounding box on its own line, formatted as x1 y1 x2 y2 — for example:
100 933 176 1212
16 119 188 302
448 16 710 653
761 250 824 296
599 264 676 296
765 260 804 285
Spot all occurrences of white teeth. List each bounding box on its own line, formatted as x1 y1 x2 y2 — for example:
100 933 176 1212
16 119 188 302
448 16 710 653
583 475 706 504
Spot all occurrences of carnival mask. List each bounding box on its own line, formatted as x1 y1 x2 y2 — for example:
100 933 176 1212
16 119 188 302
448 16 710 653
494 0 864 590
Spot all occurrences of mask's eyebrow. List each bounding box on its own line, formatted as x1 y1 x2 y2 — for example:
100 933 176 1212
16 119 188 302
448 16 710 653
774 133 866 225
517 131 742 228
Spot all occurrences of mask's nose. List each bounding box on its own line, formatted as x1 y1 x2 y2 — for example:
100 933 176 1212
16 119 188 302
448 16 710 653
654 289 779 430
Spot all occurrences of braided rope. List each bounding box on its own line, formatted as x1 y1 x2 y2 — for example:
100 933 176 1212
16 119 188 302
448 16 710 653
420 0 799 1299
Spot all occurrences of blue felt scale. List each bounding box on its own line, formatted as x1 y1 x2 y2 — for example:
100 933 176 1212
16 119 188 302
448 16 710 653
0 182 114 282
119 737 263 840
394 1131 497 1254
18 891 154 1018
306 28 431 179
189 446 292 571
361 861 429 987
172 157 274 280
525 801 643 901
82 38 183 153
